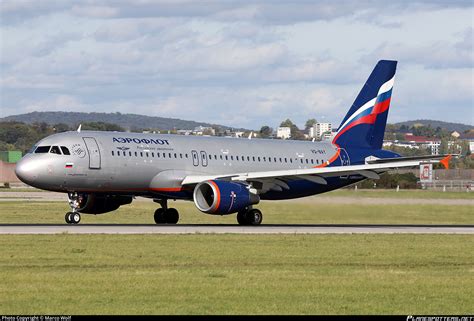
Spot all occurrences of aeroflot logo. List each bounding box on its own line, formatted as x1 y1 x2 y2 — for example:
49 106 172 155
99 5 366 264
113 137 170 145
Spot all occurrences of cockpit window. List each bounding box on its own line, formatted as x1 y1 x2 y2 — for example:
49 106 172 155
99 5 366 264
28 145 38 154
60 146 71 155
50 146 62 155
35 146 51 153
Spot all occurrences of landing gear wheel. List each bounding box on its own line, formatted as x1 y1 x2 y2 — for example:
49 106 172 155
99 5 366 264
237 210 247 225
65 212 72 224
70 212 81 224
154 208 166 224
246 209 262 226
237 208 263 226
164 208 179 224
65 212 81 224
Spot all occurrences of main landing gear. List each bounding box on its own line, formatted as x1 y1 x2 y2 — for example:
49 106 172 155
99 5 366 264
154 199 179 224
65 192 81 225
237 208 263 226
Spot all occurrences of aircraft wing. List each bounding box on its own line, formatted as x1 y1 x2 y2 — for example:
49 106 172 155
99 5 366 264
181 154 454 192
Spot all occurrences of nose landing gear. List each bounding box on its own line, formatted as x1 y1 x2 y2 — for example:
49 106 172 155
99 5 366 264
65 192 82 225
65 212 81 224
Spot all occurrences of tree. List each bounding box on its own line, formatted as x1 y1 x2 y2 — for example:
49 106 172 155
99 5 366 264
279 119 305 140
259 126 273 138
280 119 294 128
304 118 317 131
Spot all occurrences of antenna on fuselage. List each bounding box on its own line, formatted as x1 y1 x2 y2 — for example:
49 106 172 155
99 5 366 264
77 124 82 133
248 132 253 140
312 138 315 142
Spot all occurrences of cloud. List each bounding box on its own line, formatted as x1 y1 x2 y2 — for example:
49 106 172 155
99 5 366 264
1 1 472 128
362 27 474 69
2 1 472 26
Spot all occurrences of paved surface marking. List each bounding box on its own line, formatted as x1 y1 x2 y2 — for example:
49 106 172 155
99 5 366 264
0 224 472 234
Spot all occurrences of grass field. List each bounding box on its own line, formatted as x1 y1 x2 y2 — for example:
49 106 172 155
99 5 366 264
0 234 472 315
0 191 472 314
0 199 473 225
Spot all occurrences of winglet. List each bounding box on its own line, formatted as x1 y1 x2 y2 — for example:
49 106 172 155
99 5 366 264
77 124 82 133
440 154 452 169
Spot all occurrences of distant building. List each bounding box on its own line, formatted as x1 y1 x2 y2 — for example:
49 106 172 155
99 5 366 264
0 151 22 184
0 151 22 163
193 126 215 136
176 130 192 135
233 131 245 138
404 134 441 155
277 127 291 139
451 131 460 139
310 122 332 140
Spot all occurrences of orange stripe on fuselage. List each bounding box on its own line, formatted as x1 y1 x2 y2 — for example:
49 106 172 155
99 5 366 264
149 187 183 192
208 180 221 213
314 144 340 168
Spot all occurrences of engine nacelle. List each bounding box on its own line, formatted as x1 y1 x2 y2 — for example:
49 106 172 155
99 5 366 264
69 193 133 214
193 180 259 215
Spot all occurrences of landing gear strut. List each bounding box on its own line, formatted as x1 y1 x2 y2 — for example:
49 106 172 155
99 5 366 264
65 192 82 225
237 208 263 226
153 199 179 224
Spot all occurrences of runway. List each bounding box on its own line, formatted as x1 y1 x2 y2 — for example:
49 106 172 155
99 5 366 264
0 224 473 234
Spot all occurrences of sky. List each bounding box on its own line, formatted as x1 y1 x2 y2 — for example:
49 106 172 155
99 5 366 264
1 0 473 130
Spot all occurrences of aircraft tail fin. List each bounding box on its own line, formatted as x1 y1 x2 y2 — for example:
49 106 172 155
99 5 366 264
332 60 397 150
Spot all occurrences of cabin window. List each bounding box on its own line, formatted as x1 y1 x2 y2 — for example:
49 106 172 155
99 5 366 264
257 157 261 162
117 151 121 156
186 154 189 158
146 152 149 157
111 151 114 156
230 156 233 161
174 153 177 158
247 156 250 161
305 159 309 164
290 158 293 163
214 155 217 160
225 155 228 161
252 156 255 161
140 152 143 157
180 153 183 159
135 152 138 157
60 146 71 155
169 153 172 158
236 156 239 161
300 159 303 164
152 152 155 157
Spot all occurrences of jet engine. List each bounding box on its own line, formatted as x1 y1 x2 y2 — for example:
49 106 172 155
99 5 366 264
193 180 259 215
68 193 133 214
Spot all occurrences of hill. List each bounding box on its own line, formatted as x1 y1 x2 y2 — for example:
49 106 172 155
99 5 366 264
0 111 241 131
393 120 473 133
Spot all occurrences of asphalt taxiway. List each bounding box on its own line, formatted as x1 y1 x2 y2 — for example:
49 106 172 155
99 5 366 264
0 224 472 234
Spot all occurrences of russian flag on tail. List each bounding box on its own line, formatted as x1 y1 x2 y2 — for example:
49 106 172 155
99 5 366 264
333 60 397 150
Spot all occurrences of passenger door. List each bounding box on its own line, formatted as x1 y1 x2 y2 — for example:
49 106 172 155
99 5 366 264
83 137 101 169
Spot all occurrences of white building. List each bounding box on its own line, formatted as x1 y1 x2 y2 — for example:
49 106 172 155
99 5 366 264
277 127 291 139
310 122 332 140
193 126 215 136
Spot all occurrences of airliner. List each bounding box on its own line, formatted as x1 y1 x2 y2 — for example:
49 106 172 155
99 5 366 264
15 60 452 225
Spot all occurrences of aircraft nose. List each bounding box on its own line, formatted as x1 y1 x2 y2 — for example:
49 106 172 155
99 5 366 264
15 157 38 184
